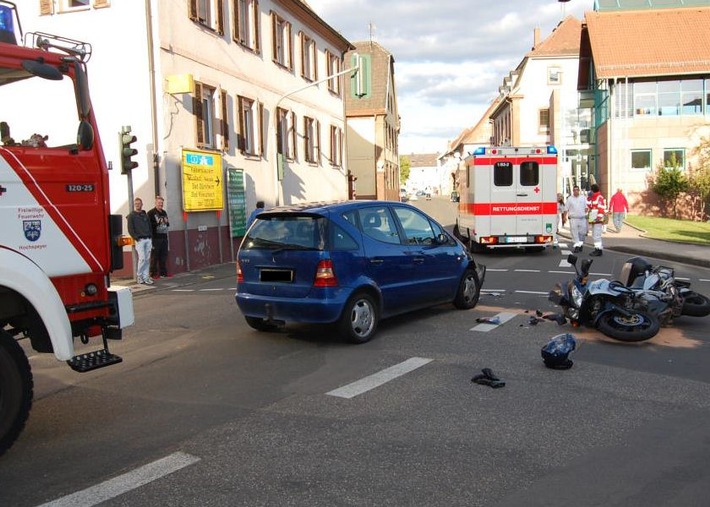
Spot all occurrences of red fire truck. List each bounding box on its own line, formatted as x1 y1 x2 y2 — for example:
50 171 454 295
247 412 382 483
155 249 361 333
454 146 559 252
0 2 133 455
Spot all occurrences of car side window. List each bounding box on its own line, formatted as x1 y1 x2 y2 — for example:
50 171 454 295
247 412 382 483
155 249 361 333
392 207 437 246
331 222 359 250
358 206 401 244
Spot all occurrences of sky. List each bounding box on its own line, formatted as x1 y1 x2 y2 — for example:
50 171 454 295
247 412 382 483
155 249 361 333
307 0 596 155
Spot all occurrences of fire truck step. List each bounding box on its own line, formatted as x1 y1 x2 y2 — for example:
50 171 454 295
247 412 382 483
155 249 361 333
67 349 123 372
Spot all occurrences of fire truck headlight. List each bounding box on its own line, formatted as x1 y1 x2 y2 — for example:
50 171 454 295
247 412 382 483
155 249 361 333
84 283 98 296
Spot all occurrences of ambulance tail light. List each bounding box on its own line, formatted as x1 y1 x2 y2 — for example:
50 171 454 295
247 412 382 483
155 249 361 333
480 236 498 245
536 235 553 244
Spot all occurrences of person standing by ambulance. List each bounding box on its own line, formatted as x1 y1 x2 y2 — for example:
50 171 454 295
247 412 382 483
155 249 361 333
587 184 607 257
148 195 170 279
565 186 587 253
126 197 153 285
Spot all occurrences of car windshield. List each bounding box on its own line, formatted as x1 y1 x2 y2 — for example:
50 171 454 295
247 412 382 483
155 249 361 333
243 215 325 250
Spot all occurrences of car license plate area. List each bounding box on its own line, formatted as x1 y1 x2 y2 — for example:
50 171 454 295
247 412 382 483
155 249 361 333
503 236 530 244
260 269 294 282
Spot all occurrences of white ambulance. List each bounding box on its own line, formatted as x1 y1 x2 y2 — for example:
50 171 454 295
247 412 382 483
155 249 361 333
454 146 558 252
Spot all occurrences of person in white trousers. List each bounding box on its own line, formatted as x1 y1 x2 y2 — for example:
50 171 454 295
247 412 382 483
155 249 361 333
565 186 588 253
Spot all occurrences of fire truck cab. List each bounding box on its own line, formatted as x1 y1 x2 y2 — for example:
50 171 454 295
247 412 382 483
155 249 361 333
0 2 133 456
454 146 559 252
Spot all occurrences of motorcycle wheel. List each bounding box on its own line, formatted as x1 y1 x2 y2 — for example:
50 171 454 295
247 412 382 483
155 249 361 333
596 310 660 342
681 292 710 317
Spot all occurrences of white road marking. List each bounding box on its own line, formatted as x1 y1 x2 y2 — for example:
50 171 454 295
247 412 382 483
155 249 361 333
326 357 432 399
550 270 574 274
471 312 517 332
482 289 506 293
199 288 224 291
699 279 710 283
558 259 571 267
39 452 201 507
486 268 509 272
514 290 549 295
172 289 195 292
514 269 541 273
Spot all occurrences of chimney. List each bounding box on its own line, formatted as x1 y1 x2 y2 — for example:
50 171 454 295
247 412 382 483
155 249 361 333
533 27 541 49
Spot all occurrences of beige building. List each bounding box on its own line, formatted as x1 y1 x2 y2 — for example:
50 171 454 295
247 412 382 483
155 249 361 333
344 41 400 201
27 0 353 273
579 1 710 218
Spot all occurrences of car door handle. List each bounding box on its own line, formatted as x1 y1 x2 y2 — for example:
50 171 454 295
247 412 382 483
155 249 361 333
369 258 384 264
516 193 528 197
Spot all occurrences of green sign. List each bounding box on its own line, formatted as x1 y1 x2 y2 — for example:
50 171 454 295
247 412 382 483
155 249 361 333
227 168 247 238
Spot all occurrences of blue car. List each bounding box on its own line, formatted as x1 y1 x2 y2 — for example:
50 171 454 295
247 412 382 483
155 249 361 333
236 201 486 343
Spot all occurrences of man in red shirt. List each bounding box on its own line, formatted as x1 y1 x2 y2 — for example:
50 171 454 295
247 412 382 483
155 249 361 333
608 188 629 233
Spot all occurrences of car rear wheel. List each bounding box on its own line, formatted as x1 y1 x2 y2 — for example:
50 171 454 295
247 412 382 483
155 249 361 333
339 292 378 344
453 268 481 309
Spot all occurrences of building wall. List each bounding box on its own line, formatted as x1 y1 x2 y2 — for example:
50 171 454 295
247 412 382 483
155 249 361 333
26 0 352 275
346 117 376 197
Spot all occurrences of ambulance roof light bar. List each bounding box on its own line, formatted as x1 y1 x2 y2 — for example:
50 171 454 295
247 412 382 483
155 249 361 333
473 145 557 156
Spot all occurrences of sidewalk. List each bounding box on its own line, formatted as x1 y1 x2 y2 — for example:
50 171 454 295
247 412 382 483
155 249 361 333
111 262 237 296
558 222 710 269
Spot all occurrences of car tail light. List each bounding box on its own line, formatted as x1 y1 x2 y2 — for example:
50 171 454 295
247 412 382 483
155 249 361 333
236 260 243 283
313 259 338 287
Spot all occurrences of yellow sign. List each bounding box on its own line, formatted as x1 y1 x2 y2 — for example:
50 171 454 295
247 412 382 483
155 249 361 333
182 149 224 211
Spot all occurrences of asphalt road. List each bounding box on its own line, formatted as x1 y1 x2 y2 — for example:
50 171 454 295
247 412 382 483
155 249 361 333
2 197 710 506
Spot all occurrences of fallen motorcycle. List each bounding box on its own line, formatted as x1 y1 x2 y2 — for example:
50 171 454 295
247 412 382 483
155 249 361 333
548 254 661 342
618 257 710 323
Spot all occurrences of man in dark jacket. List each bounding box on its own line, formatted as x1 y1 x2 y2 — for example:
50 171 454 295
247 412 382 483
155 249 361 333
147 195 170 279
127 197 153 285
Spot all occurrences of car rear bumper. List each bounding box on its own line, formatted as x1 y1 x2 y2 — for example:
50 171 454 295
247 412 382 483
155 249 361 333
235 291 349 323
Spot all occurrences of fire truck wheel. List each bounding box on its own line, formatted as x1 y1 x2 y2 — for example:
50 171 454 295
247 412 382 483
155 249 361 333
0 330 33 457
453 268 481 310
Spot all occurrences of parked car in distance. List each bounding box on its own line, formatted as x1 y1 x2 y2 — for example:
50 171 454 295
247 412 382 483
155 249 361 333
236 201 486 343
400 188 408 202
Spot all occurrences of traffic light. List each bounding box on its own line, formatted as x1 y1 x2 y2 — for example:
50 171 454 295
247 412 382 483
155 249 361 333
119 127 138 174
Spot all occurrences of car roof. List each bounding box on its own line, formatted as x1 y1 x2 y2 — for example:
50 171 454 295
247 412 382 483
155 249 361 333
262 200 408 215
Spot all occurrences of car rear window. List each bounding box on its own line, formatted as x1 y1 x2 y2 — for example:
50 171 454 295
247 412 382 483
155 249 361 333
243 215 325 250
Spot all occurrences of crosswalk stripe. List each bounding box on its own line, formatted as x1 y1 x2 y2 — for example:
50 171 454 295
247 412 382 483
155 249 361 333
326 357 432 399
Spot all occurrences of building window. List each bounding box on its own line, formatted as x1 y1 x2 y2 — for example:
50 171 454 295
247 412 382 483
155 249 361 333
663 149 685 170
276 107 296 160
194 82 217 149
59 0 93 11
233 0 260 52
631 149 651 171
547 66 561 85
329 125 342 167
189 0 224 34
238 96 263 156
300 32 317 82
271 12 292 70
681 79 703 115
538 108 550 134
304 116 319 164
326 50 341 95
634 81 657 116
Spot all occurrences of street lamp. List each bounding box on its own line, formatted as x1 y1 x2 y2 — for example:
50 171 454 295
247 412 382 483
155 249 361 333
271 58 361 206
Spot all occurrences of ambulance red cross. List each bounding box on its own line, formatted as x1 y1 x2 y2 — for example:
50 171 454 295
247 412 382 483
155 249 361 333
454 145 559 252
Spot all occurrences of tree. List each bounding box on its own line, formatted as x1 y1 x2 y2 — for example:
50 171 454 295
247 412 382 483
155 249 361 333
399 155 410 187
650 153 689 219
690 136 710 220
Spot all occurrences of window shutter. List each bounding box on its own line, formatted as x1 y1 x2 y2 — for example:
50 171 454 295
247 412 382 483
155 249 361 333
290 111 297 160
316 120 321 165
254 0 261 54
221 89 229 150
232 0 239 42
271 12 277 62
40 0 53 15
236 97 245 153
194 84 204 146
258 102 264 156
299 32 305 78
287 23 293 70
216 0 224 35
188 0 198 21
93 0 110 8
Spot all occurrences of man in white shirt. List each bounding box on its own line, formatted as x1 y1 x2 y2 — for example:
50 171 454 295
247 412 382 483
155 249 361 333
565 186 588 253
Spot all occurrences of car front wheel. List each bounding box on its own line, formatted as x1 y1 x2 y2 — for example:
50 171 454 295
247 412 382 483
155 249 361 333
453 268 481 309
339 292 378 344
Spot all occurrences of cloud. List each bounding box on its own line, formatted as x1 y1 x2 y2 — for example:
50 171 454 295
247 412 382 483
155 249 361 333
308 0 595 153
